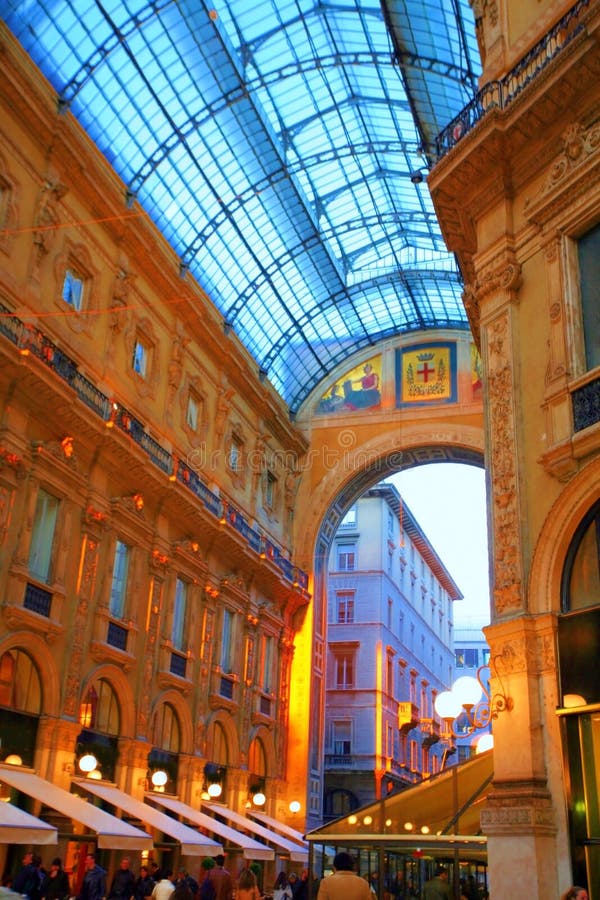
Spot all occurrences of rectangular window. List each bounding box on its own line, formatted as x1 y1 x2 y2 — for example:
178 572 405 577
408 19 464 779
332 720 351 756
259 634 273 693
28 489 59 583
62 269 84 311
337 543 356 571
109 540 129 618
172 577 187 651
386 653 393 695
132 337 149 377
455 648 478 668
340 506 356 528
336 591 355 624
578 222 600 370
265 472 276 508
220 608 233 672
335 652 354 689
229 437 242 471
186 394 198 431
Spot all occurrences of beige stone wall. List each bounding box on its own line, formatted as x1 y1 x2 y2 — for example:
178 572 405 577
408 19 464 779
430 1 600 894
0 24 309 842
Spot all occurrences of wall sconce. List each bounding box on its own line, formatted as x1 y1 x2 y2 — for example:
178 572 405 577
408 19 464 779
4 754 23 766
151 770 168 790
249 777 266 807
434 665 513 738
204 763 226 799
289 800 301 814
78 753 98 774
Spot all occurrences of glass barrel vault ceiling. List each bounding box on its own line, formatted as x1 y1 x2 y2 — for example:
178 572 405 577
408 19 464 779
1 0 481 414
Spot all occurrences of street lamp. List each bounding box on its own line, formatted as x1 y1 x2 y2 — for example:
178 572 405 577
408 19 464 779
434 665 512 738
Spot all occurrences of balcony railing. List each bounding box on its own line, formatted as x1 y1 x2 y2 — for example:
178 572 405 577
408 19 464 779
435 0 592 159
23 582 52 617
572 376 600 432
107 620 128 652
0 300 309 594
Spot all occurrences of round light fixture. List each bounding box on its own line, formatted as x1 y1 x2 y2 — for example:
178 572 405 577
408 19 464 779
78 753 98 773
452 675 483 708
563 694 587 708
207 782 222 798
289 800 301 814
87 769 103 780
4 754 23 766
151 770 168 787
363 815 372 826
252 791 266 807
434 690 463 720
474 733 495 754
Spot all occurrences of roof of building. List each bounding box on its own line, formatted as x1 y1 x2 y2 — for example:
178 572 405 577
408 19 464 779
1 1 480 413
365 482 463 600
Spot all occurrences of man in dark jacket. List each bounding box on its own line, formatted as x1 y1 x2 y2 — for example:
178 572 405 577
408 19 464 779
108 858 136 900
77 854 107 900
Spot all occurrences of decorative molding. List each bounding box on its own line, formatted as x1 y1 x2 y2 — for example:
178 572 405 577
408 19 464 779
485 312 523 616
524 119 600 224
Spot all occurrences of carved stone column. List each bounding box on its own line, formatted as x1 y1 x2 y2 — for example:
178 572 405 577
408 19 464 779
118 736 151 797
63 506 107 717
478 254 524 619
481 616 559 896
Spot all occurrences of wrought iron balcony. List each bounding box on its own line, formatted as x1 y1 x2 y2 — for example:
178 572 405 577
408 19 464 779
435 0 592 160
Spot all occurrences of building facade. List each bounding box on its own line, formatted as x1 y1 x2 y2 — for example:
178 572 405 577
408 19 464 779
324 484 460 815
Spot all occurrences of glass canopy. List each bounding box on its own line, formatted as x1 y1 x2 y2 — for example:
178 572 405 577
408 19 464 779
2 1 480 413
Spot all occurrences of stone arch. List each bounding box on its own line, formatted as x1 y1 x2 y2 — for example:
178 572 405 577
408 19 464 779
151 689 194 755
80 664 136 738
528 455 600 616
203 709 240 768
296 424 485 573
0 630 60 717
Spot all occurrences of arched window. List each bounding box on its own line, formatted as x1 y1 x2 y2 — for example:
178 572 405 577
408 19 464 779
0 650 42 713
561 499 600 612
153 702 180 753
206 721 228 765
149 703 181 792
248 736 266 778
78 679 119 734
0 650 42 766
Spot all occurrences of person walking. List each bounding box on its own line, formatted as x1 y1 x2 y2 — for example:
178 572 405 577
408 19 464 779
422 868 451 900
316 853 372 900
77 854 107 900
108 858 136 900
207 857 232 900
151 871 175 900
135 867 155 900
236 869 260 900
40 858 70 900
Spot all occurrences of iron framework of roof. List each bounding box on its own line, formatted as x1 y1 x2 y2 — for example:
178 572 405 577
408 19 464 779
2 0 481 414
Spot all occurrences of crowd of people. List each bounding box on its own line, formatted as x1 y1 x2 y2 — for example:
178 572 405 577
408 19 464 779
5 851 589 900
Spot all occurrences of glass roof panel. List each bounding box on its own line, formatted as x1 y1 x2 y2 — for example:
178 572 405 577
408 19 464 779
2 0 480 413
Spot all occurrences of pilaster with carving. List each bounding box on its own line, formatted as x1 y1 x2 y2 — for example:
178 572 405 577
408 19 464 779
479 257 524 618
481 616 559 893
136 569 164 740
63 506 107 717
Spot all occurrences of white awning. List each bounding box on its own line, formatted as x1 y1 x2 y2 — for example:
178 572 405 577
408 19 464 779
0 766 152 850
0 801 57 845
247 811 307 847
75 780 222 856
203 803 308 863
148 793 274 860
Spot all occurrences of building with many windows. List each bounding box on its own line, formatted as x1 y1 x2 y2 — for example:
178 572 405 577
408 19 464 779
324 484 461 816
